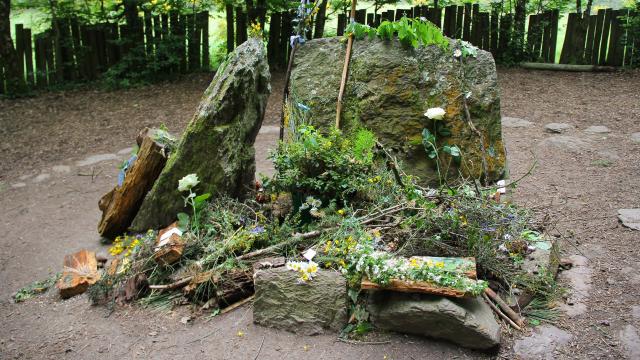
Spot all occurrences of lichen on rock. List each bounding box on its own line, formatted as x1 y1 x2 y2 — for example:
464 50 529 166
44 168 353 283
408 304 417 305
289 37 506 184
131 38 271 231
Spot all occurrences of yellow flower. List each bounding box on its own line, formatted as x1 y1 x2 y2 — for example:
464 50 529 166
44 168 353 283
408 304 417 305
435 261 445 268
409 258 419 268
337 209 345 216
237 330 244 337
338 259 346 268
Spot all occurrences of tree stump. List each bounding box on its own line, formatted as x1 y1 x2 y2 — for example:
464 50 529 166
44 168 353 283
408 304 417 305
57 250 100 299
153 222 185 265
98 130 168 239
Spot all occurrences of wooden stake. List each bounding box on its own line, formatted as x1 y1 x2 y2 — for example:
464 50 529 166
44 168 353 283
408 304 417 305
279 42 298 141
335 0 358 129
483 292 523 331
484 287 525 328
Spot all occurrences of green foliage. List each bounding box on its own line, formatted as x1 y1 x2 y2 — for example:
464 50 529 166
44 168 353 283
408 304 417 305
345 22 377 40
376 17 449 49
13 274 60 303
264 125 377 203
624 1 640 67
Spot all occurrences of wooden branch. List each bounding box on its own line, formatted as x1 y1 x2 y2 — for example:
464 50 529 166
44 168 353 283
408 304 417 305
335 0 358 129
220 295 255 315
520 62 617 72
484 287 525 328
483 293 523 331
361 278 470 297
148 276 193 291
98 130 167 239
279 43 299 141
236 230 321 261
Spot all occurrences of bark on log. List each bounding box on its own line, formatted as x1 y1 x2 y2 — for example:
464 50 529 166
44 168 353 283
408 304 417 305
361 256 478 298
98 131 167 238
57 250 100 299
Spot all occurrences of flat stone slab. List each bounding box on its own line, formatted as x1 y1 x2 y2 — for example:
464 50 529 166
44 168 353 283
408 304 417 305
631 132 640 143
33 173 51 183
52 165 71 173
117 147 135 155
558 255 592 317
253 267 348 335
540 136 588 153
502 116 533 128
584 125 610 134
544 123 572 133
618 209 640 230
76 153 118 167
367 292 501 350
620 325 640 359
513 325 572 359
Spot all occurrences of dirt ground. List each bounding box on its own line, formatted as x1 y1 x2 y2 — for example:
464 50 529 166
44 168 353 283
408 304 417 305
0 67 639 359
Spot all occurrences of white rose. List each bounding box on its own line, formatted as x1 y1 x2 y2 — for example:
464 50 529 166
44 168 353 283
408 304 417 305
424 107 446 120
453 49 462 58
178 173 200 192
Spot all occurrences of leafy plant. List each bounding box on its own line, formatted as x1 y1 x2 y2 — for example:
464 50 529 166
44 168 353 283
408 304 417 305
13 274 60 303
264 125 377 204
177 173 211 233
376 17 449 49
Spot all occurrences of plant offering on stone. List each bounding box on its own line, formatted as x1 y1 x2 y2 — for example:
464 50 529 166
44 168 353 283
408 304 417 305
177 173 211 233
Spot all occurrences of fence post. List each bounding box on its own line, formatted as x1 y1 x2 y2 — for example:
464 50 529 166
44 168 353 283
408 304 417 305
24 28 34 87
15 24 25 84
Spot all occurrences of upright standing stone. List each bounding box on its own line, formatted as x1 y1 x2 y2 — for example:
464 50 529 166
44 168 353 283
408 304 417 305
131 39 270 231
289 37 506 184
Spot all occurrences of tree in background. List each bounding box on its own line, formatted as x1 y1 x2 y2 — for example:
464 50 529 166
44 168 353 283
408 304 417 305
1 0 27 94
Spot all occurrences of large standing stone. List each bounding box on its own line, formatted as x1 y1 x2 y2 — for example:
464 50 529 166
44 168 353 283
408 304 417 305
367 291 501 350
131 39 270 231
253 267 348 335
289 37 506 184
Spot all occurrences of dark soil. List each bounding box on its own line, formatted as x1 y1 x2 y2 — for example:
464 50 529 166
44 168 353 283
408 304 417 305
0 67 639 359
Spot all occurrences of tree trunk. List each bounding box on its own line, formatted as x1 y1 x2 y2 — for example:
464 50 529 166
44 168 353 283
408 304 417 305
226 4 234 53
513 0 527 60
313 0 328 38
0 0 26 94
576 0 582 15
585 0 593 15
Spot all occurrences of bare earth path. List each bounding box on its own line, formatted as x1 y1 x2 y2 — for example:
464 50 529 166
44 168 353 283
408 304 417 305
0 68 639 359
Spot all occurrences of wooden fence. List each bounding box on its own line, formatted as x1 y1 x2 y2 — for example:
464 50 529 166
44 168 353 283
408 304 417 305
3 6 638 94
2 11 210 94
335 5 636 66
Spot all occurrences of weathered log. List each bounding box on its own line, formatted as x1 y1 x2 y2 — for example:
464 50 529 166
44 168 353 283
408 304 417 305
361 256 478 298
153 222 185 265
98 130 167 239
57 250 101 299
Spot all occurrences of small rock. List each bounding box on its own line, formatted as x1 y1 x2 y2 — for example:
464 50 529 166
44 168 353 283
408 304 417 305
367 292 501 350
545 123 572 133
148 331 158 336
541 136 589 153
632 305 640 319
514 325 573 359
600 320 610 326
584 125 610 134
631 132 640 143
558 255 592 318
618 209 640 230
33 173 51 183
502 116 533 128
76 153 118 167
52 165 71 173
180 316 191 325
11 182 26 188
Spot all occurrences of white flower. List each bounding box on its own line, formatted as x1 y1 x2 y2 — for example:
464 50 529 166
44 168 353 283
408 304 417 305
424 107 446 120
453 49 462 58
178 173 200 192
